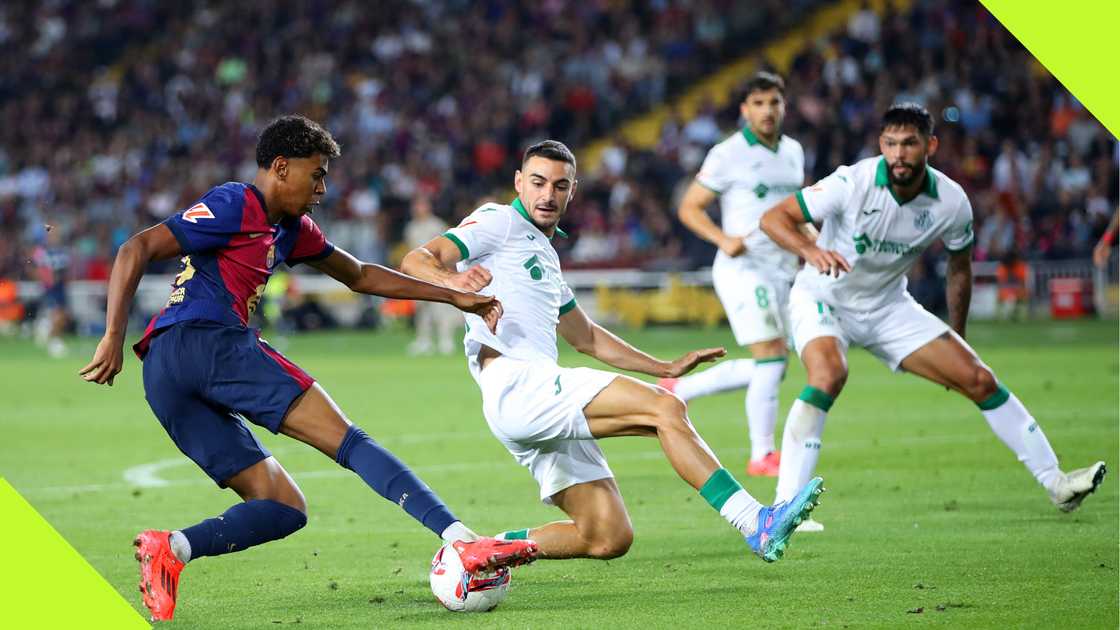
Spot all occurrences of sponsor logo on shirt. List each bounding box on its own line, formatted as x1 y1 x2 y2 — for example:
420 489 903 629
853 233 918 256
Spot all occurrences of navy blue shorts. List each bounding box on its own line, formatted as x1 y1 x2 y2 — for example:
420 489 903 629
142 320 315 487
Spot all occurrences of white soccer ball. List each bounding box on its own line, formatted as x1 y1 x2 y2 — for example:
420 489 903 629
429 542 511 612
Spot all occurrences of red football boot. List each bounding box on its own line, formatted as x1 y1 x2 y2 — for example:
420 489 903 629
452 537 539 573
133 530 185 621
747 451 781 477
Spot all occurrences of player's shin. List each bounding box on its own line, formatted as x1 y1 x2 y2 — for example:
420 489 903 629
672 359 754 400
978 385 1061 491
178 499 307 561
775 387 830 502
335 425 458 536
747 358 785 460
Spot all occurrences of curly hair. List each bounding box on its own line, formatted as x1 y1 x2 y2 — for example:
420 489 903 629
255 114 341 168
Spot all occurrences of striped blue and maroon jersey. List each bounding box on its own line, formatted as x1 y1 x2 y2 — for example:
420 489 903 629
134 182 333 358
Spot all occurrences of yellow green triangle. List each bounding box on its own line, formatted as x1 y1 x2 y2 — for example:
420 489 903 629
0 479 149 628
981 0 1120 138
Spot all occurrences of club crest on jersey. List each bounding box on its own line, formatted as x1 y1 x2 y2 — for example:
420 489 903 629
266 244 276 268
913 208 933 231
182 203 215 223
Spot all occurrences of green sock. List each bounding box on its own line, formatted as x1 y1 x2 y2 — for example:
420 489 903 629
699 468 743 511
498 528 530 540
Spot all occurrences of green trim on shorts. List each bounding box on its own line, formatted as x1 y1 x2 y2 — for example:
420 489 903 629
977 383 1011 410
755 356 787 365
558 298 578 316
798 385 835 412
442 232 469 260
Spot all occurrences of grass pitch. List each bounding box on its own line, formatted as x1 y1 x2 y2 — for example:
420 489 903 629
2 320 1117 628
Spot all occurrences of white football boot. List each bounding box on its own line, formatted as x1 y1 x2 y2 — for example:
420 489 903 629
1049 461 1106 512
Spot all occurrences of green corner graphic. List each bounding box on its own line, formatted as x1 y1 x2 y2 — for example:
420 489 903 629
0 479 149 628
982 0 1120 138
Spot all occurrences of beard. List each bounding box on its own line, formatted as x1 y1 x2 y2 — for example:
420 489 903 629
888 161 923 186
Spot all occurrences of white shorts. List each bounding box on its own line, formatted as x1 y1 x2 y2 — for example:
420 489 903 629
477 356 618 504
711 256 792 346
788 282 950 371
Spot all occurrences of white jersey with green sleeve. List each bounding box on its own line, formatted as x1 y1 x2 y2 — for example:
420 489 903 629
794 156 974 312
696 127 805 279
441 198 577 380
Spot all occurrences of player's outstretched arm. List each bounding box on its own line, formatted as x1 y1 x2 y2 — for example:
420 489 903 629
80 224 182 386
309 247 501 332
761 196 850 277
558 304 725 377
400 236 493 292
946 248 973 339
677 181 745 257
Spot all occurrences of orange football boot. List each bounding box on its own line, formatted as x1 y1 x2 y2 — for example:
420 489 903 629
747 451 781 477
452 537 539 573
133 530 185 621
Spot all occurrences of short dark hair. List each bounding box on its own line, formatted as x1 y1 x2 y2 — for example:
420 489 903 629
742 71 785 100
522 140 576 171
880 103 934 137
256 115 341 168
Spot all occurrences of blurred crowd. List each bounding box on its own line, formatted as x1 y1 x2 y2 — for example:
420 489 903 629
0 0 817 283
575 0 1117 271
0 0 1115 291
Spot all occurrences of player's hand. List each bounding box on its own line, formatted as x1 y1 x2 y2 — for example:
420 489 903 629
80 334 124 386
718 235 746 257
1093 240 1112 269
664 347 726 378
450 292 503 333
803 246 851 277
447 265 492 292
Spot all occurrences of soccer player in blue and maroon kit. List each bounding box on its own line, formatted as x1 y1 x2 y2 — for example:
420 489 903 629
79 115 537 621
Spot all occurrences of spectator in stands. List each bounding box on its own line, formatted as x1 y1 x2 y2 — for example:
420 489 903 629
403 195 457 355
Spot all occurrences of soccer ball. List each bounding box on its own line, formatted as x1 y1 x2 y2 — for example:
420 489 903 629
429 542 511 612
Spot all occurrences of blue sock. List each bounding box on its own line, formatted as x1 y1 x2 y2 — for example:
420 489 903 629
180 499 306 559
335 425 457 537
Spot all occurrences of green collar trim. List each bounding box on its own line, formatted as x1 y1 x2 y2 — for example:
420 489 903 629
512 197 567 238
875 157 938 205
741 126 780 153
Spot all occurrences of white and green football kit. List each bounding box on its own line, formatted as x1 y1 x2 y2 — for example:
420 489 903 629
774 157 1100 512
697 127 804 346
790 156 974 370
672 128 804 463
443 199 617 504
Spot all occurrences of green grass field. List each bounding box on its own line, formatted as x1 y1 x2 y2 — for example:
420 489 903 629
2 320 1117 628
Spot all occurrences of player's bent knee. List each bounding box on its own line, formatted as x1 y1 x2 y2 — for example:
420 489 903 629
963 365 998 402
810 368 847 397
588 528 634 560
650 391 690 432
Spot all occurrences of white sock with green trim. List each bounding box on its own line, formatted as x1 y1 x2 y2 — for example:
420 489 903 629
699 468 763 536
672 359 754 401
496 528 530 541
775 387 832 503
978 385 1061 492
747 358 786 460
